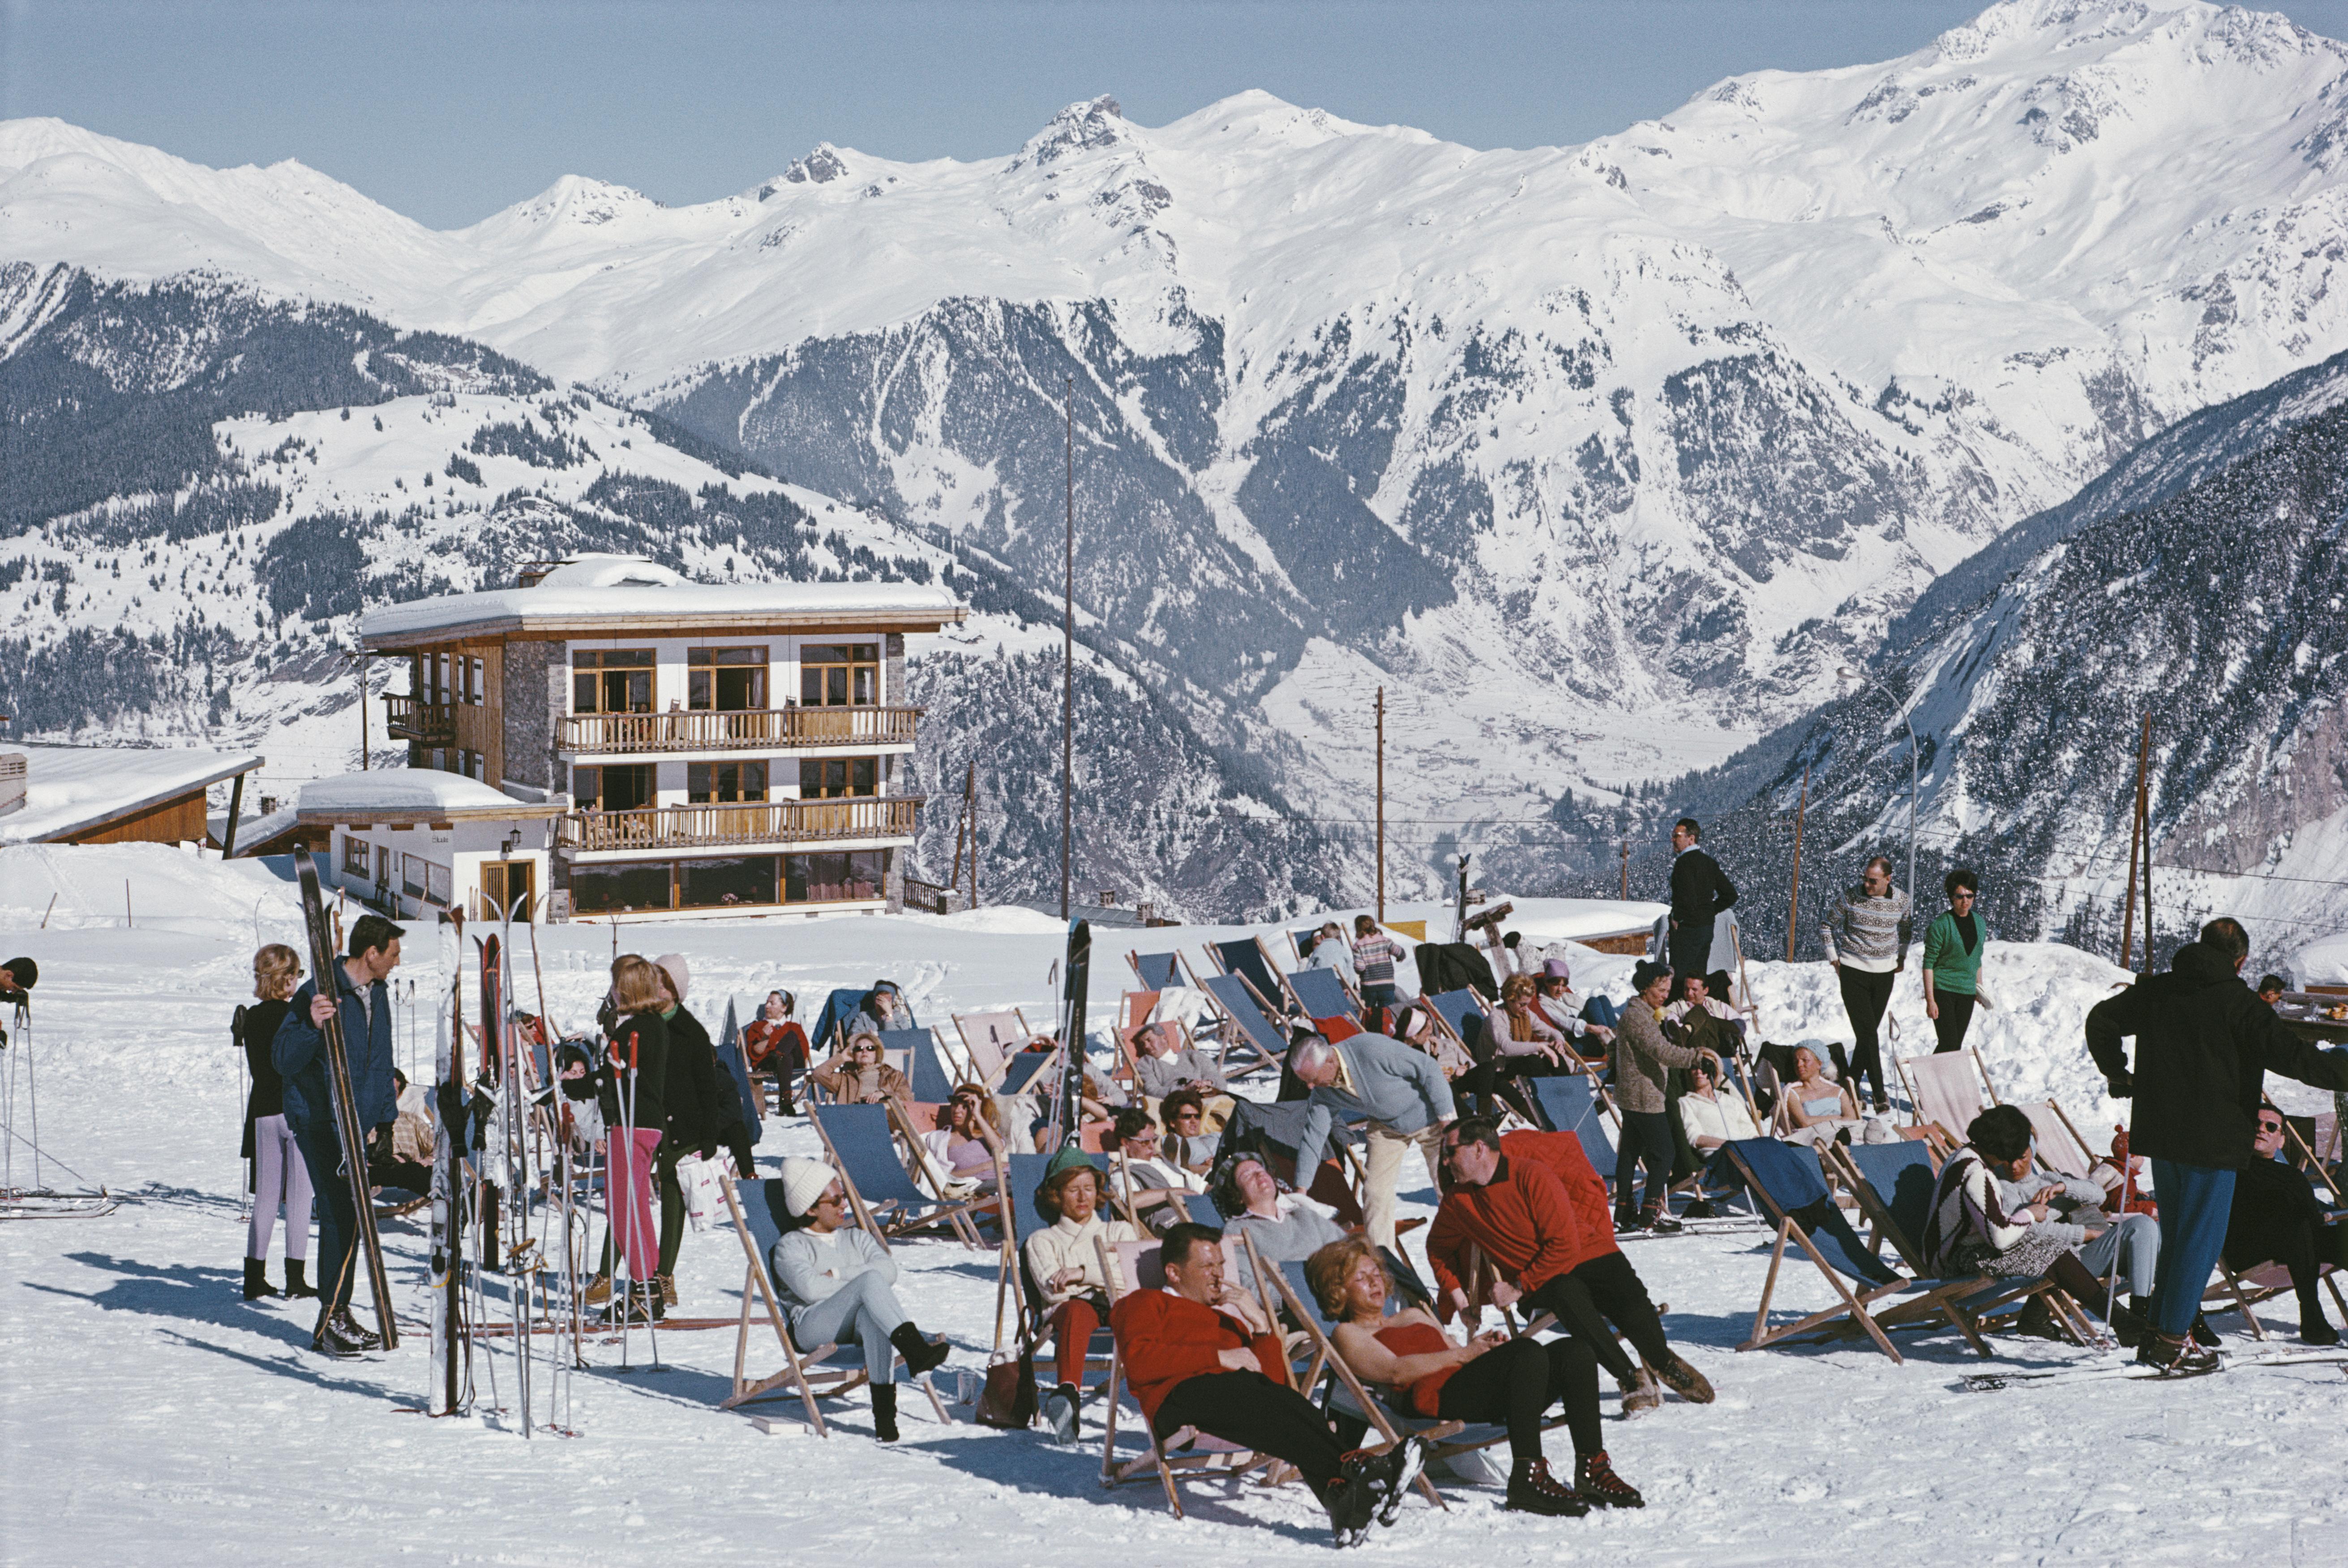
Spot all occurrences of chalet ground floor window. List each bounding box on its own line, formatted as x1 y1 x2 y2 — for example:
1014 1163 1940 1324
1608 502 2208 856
570 849 885 914
343 836 370 877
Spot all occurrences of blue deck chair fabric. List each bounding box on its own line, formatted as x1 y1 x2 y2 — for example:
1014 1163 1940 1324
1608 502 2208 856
1844 1142 1941 1249
1290 928 1324 963
1528 1075 1596 1135
1131 952 1183 991
884 1027 955 1102
1182 1191 1223 1227
1211 940 1287 1011
810 987 866 1056
1425 989 1487 1056
717 997 763 1147
812 1103 935 1211
1201 974 1288 1063
998 1050 1055 1094
1727 1138 1900 1288
1285 967 1358 1023
1004 1150 1109 1311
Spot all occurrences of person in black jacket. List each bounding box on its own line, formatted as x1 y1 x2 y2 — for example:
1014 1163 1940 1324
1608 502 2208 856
2223 1104 2345 1345
602 954 672 1325
650 953 733 1308
239 944 316 1301
1666 819 1735 1004
2086 917 2348 1372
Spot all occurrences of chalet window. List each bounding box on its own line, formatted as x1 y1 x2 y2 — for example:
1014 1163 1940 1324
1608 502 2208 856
375 845 392 889
571 861 676 914
689 646 767 712
799 643 878 707
573 763 655 812
402 854 427 899
342 836 369 877
689 761 768 803
798 758 876 799
679 856 778 908
426 861 453 906
571 649 655 714
463 656 485 706
784 849 884 903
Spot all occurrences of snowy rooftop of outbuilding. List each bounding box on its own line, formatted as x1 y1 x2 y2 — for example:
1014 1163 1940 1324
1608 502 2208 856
0 743 262 846
360 555 965 646
295 769 564 823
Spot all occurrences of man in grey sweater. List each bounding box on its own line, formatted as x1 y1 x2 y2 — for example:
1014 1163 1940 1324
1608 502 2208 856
1820 855 1912 1113
1290 1032 1457 1252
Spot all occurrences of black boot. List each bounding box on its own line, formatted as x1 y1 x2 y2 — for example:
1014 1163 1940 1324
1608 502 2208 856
312 1306 367 1359
2187 1312 2221 1348
871 1383 900 1443
890 1322 950 1376
331 1307 383 1350
1506 1456 1590 1516
283 1259 318 1299
244 1258 279 1300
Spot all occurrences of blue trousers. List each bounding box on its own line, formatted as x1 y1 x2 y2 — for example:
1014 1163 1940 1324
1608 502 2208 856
291 1119 359 1316
2149 1159 2237 1336
1581 996 1622 1031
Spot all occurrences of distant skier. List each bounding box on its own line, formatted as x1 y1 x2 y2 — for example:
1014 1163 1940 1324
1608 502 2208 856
1666 819 1736 1005
273 915 404 1358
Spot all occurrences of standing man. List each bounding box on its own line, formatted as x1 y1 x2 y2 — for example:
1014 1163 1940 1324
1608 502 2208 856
1290 1032 1456 1252
2086 916 2348 1373
1667 819 1735 1004
273 913 403 1358
1821 854 1911 1113
1921 868 1992 1053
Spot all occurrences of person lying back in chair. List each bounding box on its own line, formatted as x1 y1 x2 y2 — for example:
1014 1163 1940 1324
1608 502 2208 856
1106 1108 1207 1231
1310 1235 1643 1517
1213 1150 1349 1292
1109 1222 1428 1549
2224 1102 2346 1346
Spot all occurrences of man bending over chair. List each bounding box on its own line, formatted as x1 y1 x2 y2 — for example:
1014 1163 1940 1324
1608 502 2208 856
1109 1222 1427 1549
1291 1032 1456 1253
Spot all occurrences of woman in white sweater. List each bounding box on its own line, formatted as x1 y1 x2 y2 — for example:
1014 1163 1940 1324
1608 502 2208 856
767 1157 951 1441
1021 1156 1144 1442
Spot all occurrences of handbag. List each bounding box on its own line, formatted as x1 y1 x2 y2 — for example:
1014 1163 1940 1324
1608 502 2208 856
975 1350 1037 1429
673 1152 724 1232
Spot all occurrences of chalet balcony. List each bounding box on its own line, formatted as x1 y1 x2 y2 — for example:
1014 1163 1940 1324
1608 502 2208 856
383 694 457 745
556 795 922 854
559 705 921 756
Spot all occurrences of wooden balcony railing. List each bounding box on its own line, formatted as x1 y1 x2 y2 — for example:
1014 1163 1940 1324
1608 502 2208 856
560 705 921 755
557 795 923 853
383 694 456 744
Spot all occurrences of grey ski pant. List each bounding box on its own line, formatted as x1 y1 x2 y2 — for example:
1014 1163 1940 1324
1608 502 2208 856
790 1269 908 1386
2079 1210 2160 1299
247 1113 313 1263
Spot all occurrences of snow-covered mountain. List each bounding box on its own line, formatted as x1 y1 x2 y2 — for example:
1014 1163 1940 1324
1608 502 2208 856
16 0 2348 897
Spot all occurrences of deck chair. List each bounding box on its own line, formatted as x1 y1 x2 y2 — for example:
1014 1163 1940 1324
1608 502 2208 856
1285 966 1359 1024
1895 1049 1996 1143
998 1048 1058 1096
884 1026 957 1102
1128 951 1185 991
2013 1100 2096 1181
1723 1138 2087 1364
1097 1236 1297 1515
808 1102 990 1249
993 1151 1118 1384
1525 1074 1620 1184
715 1175 949 1431
1198 973 1289 1074
951 1009 1033 1088
1209 936 1296 1014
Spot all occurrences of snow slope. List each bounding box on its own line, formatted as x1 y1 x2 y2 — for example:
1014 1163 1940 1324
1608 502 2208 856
2 846 2340 1563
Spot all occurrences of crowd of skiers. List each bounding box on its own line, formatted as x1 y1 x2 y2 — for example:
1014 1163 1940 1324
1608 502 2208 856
223 814 2348 1544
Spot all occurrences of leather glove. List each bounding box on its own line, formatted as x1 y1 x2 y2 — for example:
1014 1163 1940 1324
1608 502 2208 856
2105 1068 2134 1098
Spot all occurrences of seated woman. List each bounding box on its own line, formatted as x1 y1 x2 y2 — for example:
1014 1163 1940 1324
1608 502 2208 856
1159 1089 1220 1176
1104 1107 1207 1230
918 1083 1004 1191
742 990 810 1111
1778 1045 1863 1149
768 1157 951 1442
1309 1235 1642 1515
1488 974 1575 1078
1676 1056 1761 1152
1532 961 1615 1061
810 1032 915 1115
1215 1149 1347 1291
845 981 908 1043
1021 1154 1145 1442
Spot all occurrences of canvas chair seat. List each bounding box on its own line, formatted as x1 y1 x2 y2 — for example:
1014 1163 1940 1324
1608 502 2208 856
809 1102 990 1249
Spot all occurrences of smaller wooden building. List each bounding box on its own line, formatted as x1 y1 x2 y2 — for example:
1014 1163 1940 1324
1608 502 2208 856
0 744 264 847
296 770 563 923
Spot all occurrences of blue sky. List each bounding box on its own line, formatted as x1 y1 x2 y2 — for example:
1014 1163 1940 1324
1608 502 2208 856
11 0 2348 228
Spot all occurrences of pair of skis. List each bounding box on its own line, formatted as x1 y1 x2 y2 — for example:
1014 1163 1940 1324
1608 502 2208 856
1960 1346 2348 1392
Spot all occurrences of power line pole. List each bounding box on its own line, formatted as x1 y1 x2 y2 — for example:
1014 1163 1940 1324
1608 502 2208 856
355 651 368 770
1061 373 1074 922
965 761 979 910
1374 685 1386 923
2120 713 2151 970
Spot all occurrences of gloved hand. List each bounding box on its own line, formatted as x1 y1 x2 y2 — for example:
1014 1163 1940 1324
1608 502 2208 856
2105 1068 2134 1098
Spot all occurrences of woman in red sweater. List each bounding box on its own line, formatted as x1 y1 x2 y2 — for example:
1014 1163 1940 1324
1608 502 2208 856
1309 1237 1641 1513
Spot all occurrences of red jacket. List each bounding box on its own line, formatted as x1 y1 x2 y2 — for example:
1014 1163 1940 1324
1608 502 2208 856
1108 1287 1286 1427
1427 1131 1616 1303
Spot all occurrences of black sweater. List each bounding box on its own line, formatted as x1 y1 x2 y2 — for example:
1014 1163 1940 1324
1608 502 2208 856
659 1004 725 1154
606 1010 672 1136
1669 848 1737 929
238 998 291 1153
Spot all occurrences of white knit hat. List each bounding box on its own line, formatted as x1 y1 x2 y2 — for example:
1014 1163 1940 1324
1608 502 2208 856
781 1156 837 1218
654 953 690 1001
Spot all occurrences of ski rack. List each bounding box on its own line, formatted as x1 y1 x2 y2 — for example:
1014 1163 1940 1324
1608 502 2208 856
0 995 118 1219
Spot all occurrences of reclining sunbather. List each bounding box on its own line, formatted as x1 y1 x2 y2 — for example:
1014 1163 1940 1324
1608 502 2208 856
1024 1152 1145 1441
1778 1045 1863 1149
1160 1090 1220 1174
1214 1150 1348 1290
2224 1102 2345 1345
1106 1108 1207 1230
918 1084 1004 1190
1309 1235 1643 1515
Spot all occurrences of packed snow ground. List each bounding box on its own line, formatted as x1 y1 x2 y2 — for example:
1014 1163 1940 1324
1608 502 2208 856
1 846 2342 1565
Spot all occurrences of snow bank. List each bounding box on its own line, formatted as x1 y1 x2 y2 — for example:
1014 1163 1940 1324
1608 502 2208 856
0 842 299 935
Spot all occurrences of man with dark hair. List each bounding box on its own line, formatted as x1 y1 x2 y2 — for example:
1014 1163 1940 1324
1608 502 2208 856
273 914 404 1357
2255 975 2287 1008
1667 819 1736 1005
1109 1222 1427 1547
2087 915 2348 1372
1428 1116 1712 1418
2223 1103 2345 1345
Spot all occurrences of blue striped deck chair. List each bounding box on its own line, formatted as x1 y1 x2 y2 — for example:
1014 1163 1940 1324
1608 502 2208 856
716 997 763 1154
1128 951 1184 991
1285 966 1359 1024
1209 937 1293 1013
715 1175 946 1430
808 1102 987 1249
1182 1191 1222 1227
997 1151 1117 1378
1424 988 1487 1058
1199 973 1288 1074
884 1026 956 1102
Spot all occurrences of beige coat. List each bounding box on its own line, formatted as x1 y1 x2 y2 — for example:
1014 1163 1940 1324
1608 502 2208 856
1022 1212 1144 1308
1610 1004 1704 1115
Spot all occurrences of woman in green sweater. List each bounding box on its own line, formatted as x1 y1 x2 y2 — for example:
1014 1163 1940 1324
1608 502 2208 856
1921 868 1991 1053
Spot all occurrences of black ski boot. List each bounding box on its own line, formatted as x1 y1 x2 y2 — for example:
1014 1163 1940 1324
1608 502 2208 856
2187 1312 2221 1348
1338 1434 1429 1527
1322 1474 1375 1548
244 1258 279 1300
1574 1450 1645 1508
2135 1330 2221 1376
890 1322 951 1376
312 1308 367 1359
1505 1457 1590 1516
283 1259 317 1299
872 1383 900 1443
1042 1381 1080 1442
331 1307 383 1350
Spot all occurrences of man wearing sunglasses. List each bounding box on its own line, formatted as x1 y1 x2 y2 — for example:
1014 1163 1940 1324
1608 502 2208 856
2087 916 2348 1372
2221 1105 2345 1346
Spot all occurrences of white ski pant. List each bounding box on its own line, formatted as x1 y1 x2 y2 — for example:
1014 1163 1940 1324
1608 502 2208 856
791 1269 909 1386
1362 1122 1446 1255
248 1113 313 1262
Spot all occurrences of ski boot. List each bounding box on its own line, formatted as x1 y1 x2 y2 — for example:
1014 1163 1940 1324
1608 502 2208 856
1574 1450 1645 1508
1505 1457 1590 1516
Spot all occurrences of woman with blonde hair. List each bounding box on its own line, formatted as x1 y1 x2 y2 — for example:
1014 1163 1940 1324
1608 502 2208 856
602 953 671 1324
810 1031 915 1114
239 944 316 1300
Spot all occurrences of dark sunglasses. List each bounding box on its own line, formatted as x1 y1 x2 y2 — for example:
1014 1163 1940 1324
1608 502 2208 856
2256 1118 2284 1132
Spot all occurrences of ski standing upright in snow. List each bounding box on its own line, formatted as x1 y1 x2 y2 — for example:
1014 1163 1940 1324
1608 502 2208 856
1053 920 1091 1154
428 910 465 1414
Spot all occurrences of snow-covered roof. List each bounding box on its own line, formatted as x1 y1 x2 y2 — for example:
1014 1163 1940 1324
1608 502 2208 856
0 743 263 846
295 769 564 823
360 555 964 647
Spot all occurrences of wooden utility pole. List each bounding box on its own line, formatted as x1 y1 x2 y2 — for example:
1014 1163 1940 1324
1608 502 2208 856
1786 764 1809 961
1619 839 1630 901
2118 712 2151 970
964 762 980 909
356 652 368 770
1061 374 1074 922
1375 686 1386 923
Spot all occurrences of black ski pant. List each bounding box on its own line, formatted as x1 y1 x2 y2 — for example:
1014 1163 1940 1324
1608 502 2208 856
1524 1251 1673 1385
1667 924 1713 1004
1153 1371 1346 1499
1433 1334 1601 1461
291 1118 359 1317
1831 966 1895 1105
1930 991 1977 1053
1613 1110 1675 1223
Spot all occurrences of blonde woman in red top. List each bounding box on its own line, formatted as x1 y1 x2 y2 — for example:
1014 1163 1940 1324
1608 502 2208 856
1310 1235 1642 1515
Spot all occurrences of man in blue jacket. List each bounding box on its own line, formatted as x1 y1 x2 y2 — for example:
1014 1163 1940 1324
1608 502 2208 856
1290 1032 1456 1252
274 913 403 1357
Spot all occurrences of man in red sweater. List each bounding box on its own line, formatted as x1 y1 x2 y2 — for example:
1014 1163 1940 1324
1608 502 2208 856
1110 1222 1427 1547
1428 1118 1714 1414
